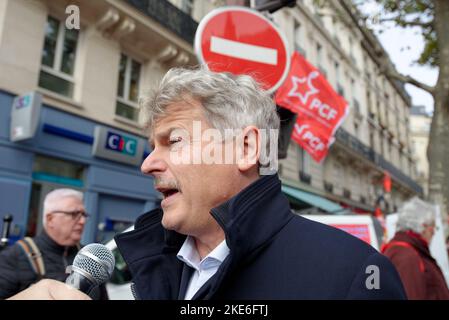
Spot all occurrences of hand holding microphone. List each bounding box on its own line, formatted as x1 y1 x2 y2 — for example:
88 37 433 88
65 243 115 297
7 243 115 300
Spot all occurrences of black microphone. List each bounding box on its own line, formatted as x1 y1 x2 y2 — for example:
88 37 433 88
65 243 115 297
1 214 13 249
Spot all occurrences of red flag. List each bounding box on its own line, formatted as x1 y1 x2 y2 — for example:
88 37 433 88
275 52 349 162
383 171 392 193
291 113 334 162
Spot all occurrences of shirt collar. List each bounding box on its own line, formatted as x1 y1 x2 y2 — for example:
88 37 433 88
177 236 230 271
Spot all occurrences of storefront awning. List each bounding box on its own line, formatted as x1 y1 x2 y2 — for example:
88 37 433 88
281 185 344 213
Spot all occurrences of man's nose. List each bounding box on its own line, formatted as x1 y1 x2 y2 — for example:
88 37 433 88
79 213 87 223
141 148 167 176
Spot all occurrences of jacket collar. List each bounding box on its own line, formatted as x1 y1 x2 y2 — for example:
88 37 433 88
115 173 293 299
392 231 434 260
210 173 292 260
36 230 79 255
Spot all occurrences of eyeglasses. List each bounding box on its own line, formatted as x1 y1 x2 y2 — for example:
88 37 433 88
425 224 439 232
48 210 90 220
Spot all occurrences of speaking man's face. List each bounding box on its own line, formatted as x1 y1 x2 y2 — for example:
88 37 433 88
141 99 241 238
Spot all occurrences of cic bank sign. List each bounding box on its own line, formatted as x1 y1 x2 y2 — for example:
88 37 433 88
106 131 137 156
92 126 145 166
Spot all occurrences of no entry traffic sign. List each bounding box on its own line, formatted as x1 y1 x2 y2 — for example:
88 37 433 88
195 6 290 93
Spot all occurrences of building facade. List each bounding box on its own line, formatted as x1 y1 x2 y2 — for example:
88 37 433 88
0 0 422 243
269 0 422 214
410 105 431 197
0 0 200 243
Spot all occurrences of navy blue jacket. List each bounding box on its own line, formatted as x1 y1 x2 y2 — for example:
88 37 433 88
115 174 406 299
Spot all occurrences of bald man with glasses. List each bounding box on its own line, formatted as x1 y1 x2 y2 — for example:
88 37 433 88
0 188 107 299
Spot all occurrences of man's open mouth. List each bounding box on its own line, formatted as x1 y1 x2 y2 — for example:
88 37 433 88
157 187 180 199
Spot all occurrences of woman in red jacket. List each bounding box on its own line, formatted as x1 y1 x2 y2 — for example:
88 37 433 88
383 197 449 300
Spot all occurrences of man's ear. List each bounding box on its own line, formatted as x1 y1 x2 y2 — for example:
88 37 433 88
45 213 53 229
237 126 261 172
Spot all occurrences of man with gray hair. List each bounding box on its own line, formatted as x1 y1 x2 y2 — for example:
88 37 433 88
0 188 104 299
112 67 406 299
9 67 405 300
382 197 449 299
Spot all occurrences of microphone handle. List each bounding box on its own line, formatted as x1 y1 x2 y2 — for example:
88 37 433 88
65 271 97 296
1 215 13 247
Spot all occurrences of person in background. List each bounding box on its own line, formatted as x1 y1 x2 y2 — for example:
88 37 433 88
0 188 107 299
446 235 449 263
382 197 449 300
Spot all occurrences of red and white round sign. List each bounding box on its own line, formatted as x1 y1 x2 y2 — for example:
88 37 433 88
195 6 290 93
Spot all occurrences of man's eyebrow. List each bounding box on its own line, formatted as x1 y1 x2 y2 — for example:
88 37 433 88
156 127 177 139
149 127 179 149
153 127 188 143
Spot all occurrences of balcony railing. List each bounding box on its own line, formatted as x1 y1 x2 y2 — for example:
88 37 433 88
335 128 375 162
124 0 198 44
335 128 423 195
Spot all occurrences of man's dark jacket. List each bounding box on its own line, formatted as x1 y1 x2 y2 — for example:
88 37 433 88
0 230 107 299
115 174 406 299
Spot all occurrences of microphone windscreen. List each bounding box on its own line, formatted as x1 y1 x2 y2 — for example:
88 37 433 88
72 243 115 284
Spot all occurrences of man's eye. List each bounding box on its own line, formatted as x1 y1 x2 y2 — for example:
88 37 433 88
169 137 182 144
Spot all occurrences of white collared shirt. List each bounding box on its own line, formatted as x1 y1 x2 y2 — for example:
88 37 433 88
176 236 230 300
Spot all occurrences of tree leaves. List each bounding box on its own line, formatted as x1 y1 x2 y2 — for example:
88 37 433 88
362 0 436 67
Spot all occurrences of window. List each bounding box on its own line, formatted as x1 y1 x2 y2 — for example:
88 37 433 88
333 162 343 188
294 20 301 45
298 146 310 173
334 61 340 84
316 43 322 65
116 54 142 122
337 83 345 98
350 78 356 98
388 139 393 159
294 20 305 56
369 130 374 148
331 16 337 32
348 37 356 64
181 0 194 15
316 43 327 77
38 16 79 98
297 145 311 183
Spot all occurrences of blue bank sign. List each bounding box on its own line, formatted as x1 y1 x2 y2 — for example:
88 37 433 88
10 92 42 142
92 126 145 166
105 131 137 156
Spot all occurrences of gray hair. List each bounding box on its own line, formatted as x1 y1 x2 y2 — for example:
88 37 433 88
139 67 280 172
42 188 83 226
396 197 436 234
